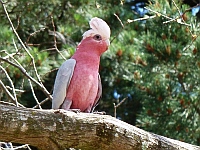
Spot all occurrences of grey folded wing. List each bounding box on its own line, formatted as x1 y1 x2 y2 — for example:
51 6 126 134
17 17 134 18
52 59 76 109
90 74 102 112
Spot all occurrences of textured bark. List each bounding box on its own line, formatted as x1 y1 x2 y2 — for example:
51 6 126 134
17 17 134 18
0 104 199 150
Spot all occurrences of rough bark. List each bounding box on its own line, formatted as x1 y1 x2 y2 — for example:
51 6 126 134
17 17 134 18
0 104 199 150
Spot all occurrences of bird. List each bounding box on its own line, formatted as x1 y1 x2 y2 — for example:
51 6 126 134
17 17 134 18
52 17 110 113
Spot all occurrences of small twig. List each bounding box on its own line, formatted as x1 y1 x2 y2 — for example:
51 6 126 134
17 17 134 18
28 79 42 109
183 4 200 14
114 13 124 28
0 80 25 107
127 15 156 23
32 97 50 109
172 0 182 17
111 14 125 43
0 77 15 103
0 101 19 106
171 0 193 29
19 78 25 94
26 27 46 44
163 18 191 26
111 14 156 43
115 97 128 108
11 40 24 67
42 47 57 52
6 86 25 93
12 38 21 54
42 67 58 79
172 0 193 36
113 103 117 118
0 65 18 107
113 97 128 118
26 43 41 46
144 7 171 20
15 13 21 30
51 15 66 60
1 40 20 60
144 7 191 26
183 34 199 51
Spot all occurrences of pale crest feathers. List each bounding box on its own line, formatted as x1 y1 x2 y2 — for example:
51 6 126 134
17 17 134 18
83 17 110 40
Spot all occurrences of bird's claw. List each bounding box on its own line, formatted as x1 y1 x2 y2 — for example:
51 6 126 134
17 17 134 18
92 111 106 115
52 109 68 114
68 109 81 113
52 109 80 114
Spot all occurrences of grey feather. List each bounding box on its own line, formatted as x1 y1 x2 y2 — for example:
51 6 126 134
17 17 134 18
52 59 76 109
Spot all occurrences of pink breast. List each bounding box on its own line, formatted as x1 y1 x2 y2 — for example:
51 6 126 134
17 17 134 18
66 65 98 112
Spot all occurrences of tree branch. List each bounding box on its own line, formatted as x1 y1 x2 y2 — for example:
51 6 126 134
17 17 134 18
0 104 199 150
0 80 16 103
0 65 18 106
50 15 66 60
0 0 52 101
0 57 52 100
1 0 42 84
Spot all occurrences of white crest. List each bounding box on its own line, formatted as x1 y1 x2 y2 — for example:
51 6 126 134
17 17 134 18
83 17 110 40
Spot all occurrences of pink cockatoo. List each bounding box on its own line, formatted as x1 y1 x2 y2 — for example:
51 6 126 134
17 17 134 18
52 17 110 113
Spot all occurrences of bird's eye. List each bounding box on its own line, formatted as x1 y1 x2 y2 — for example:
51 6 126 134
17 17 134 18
93 34 102 41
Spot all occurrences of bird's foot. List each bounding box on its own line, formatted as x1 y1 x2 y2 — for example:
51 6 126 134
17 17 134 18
92 111 106 115
52 109 68 114
51 109 80 114
68 109 81 113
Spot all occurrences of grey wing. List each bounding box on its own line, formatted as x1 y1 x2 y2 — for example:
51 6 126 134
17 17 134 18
52 59 76 109
90 74 102 112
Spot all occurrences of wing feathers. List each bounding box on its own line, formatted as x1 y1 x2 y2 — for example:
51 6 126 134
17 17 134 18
52 59 76 109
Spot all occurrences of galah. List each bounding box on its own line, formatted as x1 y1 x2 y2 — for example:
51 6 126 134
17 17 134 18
52 17 111 113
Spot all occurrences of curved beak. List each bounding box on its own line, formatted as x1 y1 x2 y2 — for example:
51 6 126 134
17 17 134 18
105 39 110 47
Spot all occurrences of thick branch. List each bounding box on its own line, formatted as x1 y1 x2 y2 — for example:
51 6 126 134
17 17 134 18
0 104 199 150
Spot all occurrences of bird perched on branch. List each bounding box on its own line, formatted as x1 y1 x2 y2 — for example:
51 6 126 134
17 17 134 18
52 17 111 113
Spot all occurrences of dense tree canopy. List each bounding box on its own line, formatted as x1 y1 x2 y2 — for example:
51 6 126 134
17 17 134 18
0 0 199 147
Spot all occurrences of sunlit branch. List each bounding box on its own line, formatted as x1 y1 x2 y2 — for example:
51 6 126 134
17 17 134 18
28 79 42 109
0 80 25 107
0 65 18 107
144 7 191 27
33 97 50 109
0 57 52 100
50 15 66 60
113 97 128 118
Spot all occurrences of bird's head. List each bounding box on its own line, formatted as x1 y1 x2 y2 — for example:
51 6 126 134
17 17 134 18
79 17 111 55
